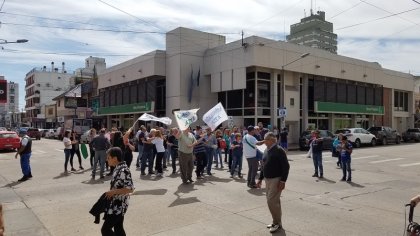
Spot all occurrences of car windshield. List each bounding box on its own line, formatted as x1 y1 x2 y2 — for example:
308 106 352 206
0 133 18 138
335 129 350 134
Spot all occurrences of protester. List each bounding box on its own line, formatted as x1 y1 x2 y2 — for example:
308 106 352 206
70 131 84 171
102 147 134 236
63 130 76 174
230 133 243 178
256 132 290 233
243 126 265 188
279 128 288 152
88 128 97 168
223 128 232 170
15 132 33 181
135 126 146 168
310 130 324 178
214 130 224 168
151 130 166 177
332 133 343 168
123 129 136 168
175 128 196 184
140 129 155 176
193 126 207 179
167 128 179 174
339 136 353 182
91 129 112 180
205 127 216 175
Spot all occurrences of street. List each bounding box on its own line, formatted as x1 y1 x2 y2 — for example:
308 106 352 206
1 139 420 236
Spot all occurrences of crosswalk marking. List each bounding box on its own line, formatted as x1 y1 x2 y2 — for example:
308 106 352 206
399 162 420 167
369 158 404 164
352 155 379 160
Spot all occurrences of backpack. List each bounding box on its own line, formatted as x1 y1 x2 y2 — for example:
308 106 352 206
218 139 227 149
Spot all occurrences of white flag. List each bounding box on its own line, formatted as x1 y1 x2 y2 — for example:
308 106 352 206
138 113 172 125
202 103 228 131
174 109 199 131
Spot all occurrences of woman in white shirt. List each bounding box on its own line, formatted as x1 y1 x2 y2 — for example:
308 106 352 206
151 130 165 177
63 130 76 173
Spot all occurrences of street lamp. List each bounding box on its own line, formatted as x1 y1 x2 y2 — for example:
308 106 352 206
0 39 29 44
280 52 310 128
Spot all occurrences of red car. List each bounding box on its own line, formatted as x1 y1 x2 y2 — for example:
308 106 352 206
0 131 21 151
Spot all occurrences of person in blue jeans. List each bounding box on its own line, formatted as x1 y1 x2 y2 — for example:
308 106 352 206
339 136 353 182
310 130 324 178
15 134 33 181
230 133 243 178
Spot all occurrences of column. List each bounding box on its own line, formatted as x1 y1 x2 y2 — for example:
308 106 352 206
301 74 309 132
271 72 278 127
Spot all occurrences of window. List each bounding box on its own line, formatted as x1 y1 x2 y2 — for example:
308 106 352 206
123 86 130 104
325 81 336 102
130 85 137 104
244 80 255 108
257 80 270 107
347 84 357 104
227 89 243 109
155 79 166 111
314 79 325 102
357 85 365 104
218 92 226 108
394 90 409 111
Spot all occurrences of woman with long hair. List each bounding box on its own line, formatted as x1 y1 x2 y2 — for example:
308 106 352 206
108 131 124 176
63 130 76 173
151 130 165 177
70 131 84 171
122 129 135 168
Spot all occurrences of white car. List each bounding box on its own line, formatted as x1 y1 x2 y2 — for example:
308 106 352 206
335 128 377 148
45 129 56 138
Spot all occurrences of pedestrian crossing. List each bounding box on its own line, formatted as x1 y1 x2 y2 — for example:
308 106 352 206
290 152 420 169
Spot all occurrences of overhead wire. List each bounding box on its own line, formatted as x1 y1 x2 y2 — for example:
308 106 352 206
328 1 363 19
0 0 5 11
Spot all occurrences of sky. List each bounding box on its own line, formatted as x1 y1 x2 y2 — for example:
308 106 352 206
1 0 420 111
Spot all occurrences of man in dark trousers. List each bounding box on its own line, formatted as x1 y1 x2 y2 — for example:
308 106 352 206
257 132 290 233
15 133 32 181
310 130 324 178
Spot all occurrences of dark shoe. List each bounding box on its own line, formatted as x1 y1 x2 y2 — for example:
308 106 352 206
188 178 195 183
182 181 189 185
27 173 33 178
100 175 105 179
319 174 324 178
148 171 155 175
347 178 352 182
238 173 243 178
91 175 95 180
172 170 176 174
312 173 318 177
71 168 76 171
106 172 112 176
249 184 257 188
269 224 281 233
141 172 146 176
79 166 84 170
18 176 29 182
207 172 212 176
340 177 346 181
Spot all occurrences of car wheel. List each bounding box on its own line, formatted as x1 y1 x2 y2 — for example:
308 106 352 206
382 138 387 145
396 137 401 144
355 139 361 148
371 138 376 147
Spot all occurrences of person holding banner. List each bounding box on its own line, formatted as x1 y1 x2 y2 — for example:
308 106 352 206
243 126 265 188
193 126 208 179
167 128 179 174
175 128 196 184
140 129 156 176
204 127 216 175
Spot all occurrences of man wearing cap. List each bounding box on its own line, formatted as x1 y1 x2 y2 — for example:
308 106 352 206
175 128 197 184
243 126 265 188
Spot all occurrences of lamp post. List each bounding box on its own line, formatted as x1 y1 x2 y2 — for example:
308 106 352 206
0 39 28 44
280 52 310 129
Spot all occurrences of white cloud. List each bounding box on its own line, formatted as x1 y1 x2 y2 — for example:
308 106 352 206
0 0 419 111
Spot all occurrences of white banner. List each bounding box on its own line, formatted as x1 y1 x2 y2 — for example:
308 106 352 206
138 113 172 125
202 103 228 131
174 108 199 131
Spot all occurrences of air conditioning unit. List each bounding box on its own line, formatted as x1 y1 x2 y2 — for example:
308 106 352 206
57 116 64 122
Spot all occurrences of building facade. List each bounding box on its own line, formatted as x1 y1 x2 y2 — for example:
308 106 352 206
286 11 338 54
95 27 415 144
24 62 73 127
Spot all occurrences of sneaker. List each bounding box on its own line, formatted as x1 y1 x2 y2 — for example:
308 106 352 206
269 224 281 233
267 224 275 228
100 175 105 179
91 175 95 180
319 174 324 178
141 172 146 176
172 170 176 174
156 173 163 177
347 178 352 182
188 178 195 183
238 174 243 178
197 176 204 179
148 171 155 175
71 168 76 172
221 166 224 168
312 173 318 177
79 166 84 170
207 172 212 176
340 177 346 181
230 175 234 178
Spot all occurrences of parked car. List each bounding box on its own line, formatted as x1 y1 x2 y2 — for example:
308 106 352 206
0 131 21 151
299 130 335 151
54 127 64 140
367 126 401 145
19 127 41 140
45 129 56 139
0 127 7 131
335 128 376 148
402 128 420 142
39 129 48 137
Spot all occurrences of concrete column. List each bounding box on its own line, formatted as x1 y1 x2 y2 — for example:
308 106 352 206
301 74 309 132
106 115 111 130
254 70 258 125
271 71 278 127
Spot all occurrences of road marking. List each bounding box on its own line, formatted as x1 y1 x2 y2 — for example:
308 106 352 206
353 155 379 160
399 162 420 167
369 158 404 164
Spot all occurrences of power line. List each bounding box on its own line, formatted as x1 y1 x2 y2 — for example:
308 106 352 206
0 22 166 34
1 48 137 57
0 11 121 29
0 0 5 11
329 1 363 19
336 6 420 30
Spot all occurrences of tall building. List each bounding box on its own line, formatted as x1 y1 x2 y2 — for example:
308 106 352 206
0 77 19 127
24 62 73 127
8 81 19 113
286 11 337 54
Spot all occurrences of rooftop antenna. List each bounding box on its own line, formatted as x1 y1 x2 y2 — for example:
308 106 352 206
310 0 313 15
304 9 306 17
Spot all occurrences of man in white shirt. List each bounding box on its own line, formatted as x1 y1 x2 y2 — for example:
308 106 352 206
243 126 265 188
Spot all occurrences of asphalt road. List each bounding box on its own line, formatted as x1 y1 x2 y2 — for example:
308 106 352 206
1 139 420 236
